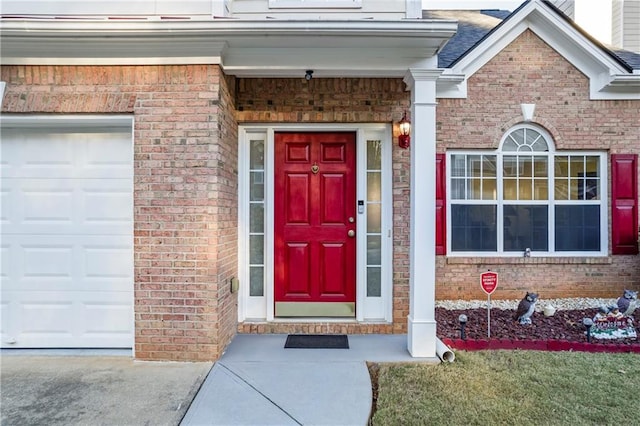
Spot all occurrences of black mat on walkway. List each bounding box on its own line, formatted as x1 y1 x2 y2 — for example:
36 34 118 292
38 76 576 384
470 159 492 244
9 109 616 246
284 334 349 349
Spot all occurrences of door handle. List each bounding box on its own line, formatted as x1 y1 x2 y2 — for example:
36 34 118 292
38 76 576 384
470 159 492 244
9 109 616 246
347 230 355 238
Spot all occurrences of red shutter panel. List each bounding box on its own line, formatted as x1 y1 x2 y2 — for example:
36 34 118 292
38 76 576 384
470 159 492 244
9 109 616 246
435 153 446 255
611 154 638 255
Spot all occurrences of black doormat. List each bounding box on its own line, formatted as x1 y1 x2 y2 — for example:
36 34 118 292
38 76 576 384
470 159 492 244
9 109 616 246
284 334 349 349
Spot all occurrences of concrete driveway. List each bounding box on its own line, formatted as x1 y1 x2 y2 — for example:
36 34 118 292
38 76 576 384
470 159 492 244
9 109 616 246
1 352 212 426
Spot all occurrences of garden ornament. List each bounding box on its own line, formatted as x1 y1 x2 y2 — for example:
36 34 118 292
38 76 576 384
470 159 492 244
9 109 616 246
514 292 538 325
617 289 637 317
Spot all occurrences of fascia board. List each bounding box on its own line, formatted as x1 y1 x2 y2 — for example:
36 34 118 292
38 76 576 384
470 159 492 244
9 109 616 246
0 18 457 45
0 19 457 72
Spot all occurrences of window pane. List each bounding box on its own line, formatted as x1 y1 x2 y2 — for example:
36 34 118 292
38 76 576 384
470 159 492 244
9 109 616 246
250 140 265 169
367 140 382 170
534 157 548 177
519 178 533 200
451 178 466 199
532 137 548 152
367 267 381 297
469 155 482 177
520 157 533 177
525 128 542 148
250 203 264 232
510 128 524 145
504 156 517 177
451 205 497 251
570 156 585 177
249 235 264 264
503 205 548 251
250 172 264 201
367 203 381 233
585 156 599 174
483 178 497 200
451 155 466 177
367 172 381 202
367 236 381 265
483 156 497 177
555 206 600 251
534 180 548 200
249 267 264 296
555 178 569 200
469 178 482 200
504 178 517 200
503 138 518 151
555 156 568 178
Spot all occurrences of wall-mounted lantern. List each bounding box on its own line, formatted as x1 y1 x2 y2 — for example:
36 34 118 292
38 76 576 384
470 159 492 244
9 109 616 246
398 111 411 149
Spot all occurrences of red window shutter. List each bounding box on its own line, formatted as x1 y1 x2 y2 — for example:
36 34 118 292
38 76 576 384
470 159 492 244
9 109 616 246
611 154 638 255
435 153 446 255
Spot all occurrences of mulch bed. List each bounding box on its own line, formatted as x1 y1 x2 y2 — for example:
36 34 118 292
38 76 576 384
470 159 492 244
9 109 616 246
436 307 640 353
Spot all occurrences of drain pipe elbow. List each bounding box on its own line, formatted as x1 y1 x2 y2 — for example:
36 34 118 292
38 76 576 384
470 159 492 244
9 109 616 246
436 338 455 363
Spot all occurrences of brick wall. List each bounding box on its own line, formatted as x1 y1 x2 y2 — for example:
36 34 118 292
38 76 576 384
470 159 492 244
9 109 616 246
435 30 640 300
1 65 238 361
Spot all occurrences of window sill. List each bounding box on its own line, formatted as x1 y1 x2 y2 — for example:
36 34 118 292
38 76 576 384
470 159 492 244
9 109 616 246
445 256 612 265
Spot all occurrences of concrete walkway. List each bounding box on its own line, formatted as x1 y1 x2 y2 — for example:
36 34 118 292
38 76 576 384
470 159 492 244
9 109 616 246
1 335 439 426
181 334 439 426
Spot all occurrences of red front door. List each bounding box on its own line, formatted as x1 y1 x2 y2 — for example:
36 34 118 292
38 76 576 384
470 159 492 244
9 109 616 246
274 132 357 317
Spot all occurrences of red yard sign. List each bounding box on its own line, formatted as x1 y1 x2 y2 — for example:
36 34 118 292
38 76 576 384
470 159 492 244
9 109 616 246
480 271 498 295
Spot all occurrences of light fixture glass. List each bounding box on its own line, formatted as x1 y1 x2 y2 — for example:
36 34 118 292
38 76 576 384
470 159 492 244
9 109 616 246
398 111 411 149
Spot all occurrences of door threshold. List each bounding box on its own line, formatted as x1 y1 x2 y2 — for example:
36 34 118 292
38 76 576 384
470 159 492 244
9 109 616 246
275 301 355 317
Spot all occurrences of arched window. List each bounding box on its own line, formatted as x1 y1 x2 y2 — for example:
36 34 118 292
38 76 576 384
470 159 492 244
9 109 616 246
447 124 607 256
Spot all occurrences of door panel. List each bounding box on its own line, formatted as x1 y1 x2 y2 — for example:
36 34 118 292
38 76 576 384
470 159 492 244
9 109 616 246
274 132 356 317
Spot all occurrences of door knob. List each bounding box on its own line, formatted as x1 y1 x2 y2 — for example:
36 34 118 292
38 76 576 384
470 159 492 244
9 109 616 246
348 230 355 238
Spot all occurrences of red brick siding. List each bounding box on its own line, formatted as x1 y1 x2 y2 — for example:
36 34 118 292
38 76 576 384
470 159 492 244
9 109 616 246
435 30 640 300
1 65 237 361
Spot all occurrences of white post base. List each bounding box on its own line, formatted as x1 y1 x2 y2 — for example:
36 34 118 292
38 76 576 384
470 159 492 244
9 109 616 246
407 316 437 357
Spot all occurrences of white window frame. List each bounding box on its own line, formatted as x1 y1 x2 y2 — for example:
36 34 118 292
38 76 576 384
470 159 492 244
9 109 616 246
447 124 608 257
237 123 393 323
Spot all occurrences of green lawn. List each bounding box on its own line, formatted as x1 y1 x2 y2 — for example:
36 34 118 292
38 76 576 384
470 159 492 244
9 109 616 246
371 350 640 426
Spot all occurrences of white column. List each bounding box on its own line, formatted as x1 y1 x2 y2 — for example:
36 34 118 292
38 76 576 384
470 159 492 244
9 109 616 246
403 68 442 357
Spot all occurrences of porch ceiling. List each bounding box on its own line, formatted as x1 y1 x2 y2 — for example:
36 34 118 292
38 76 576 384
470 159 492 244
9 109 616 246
0 19 457 77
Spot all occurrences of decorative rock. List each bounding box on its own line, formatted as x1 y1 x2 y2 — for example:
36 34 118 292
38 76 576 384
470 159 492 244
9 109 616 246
543 304 556 317
436 298 618 312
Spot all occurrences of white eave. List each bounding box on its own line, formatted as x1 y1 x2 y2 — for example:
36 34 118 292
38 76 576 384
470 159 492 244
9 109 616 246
0 19 457 78
437 0 640 100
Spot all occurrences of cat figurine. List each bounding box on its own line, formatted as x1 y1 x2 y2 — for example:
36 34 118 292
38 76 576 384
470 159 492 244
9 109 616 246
514 292 538 325
617 289 638 317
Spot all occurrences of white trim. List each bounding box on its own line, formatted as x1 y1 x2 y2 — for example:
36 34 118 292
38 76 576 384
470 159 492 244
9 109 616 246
238 123 393 323
0 82 6 106
0 114 133 129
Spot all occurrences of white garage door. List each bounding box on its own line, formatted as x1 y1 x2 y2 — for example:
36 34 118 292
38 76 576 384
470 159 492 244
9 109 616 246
1 119 134 348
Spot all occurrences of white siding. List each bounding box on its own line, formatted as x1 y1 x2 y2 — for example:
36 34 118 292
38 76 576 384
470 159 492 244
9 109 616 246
229 0 408 19
1 0 414 19
1 0 229 18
